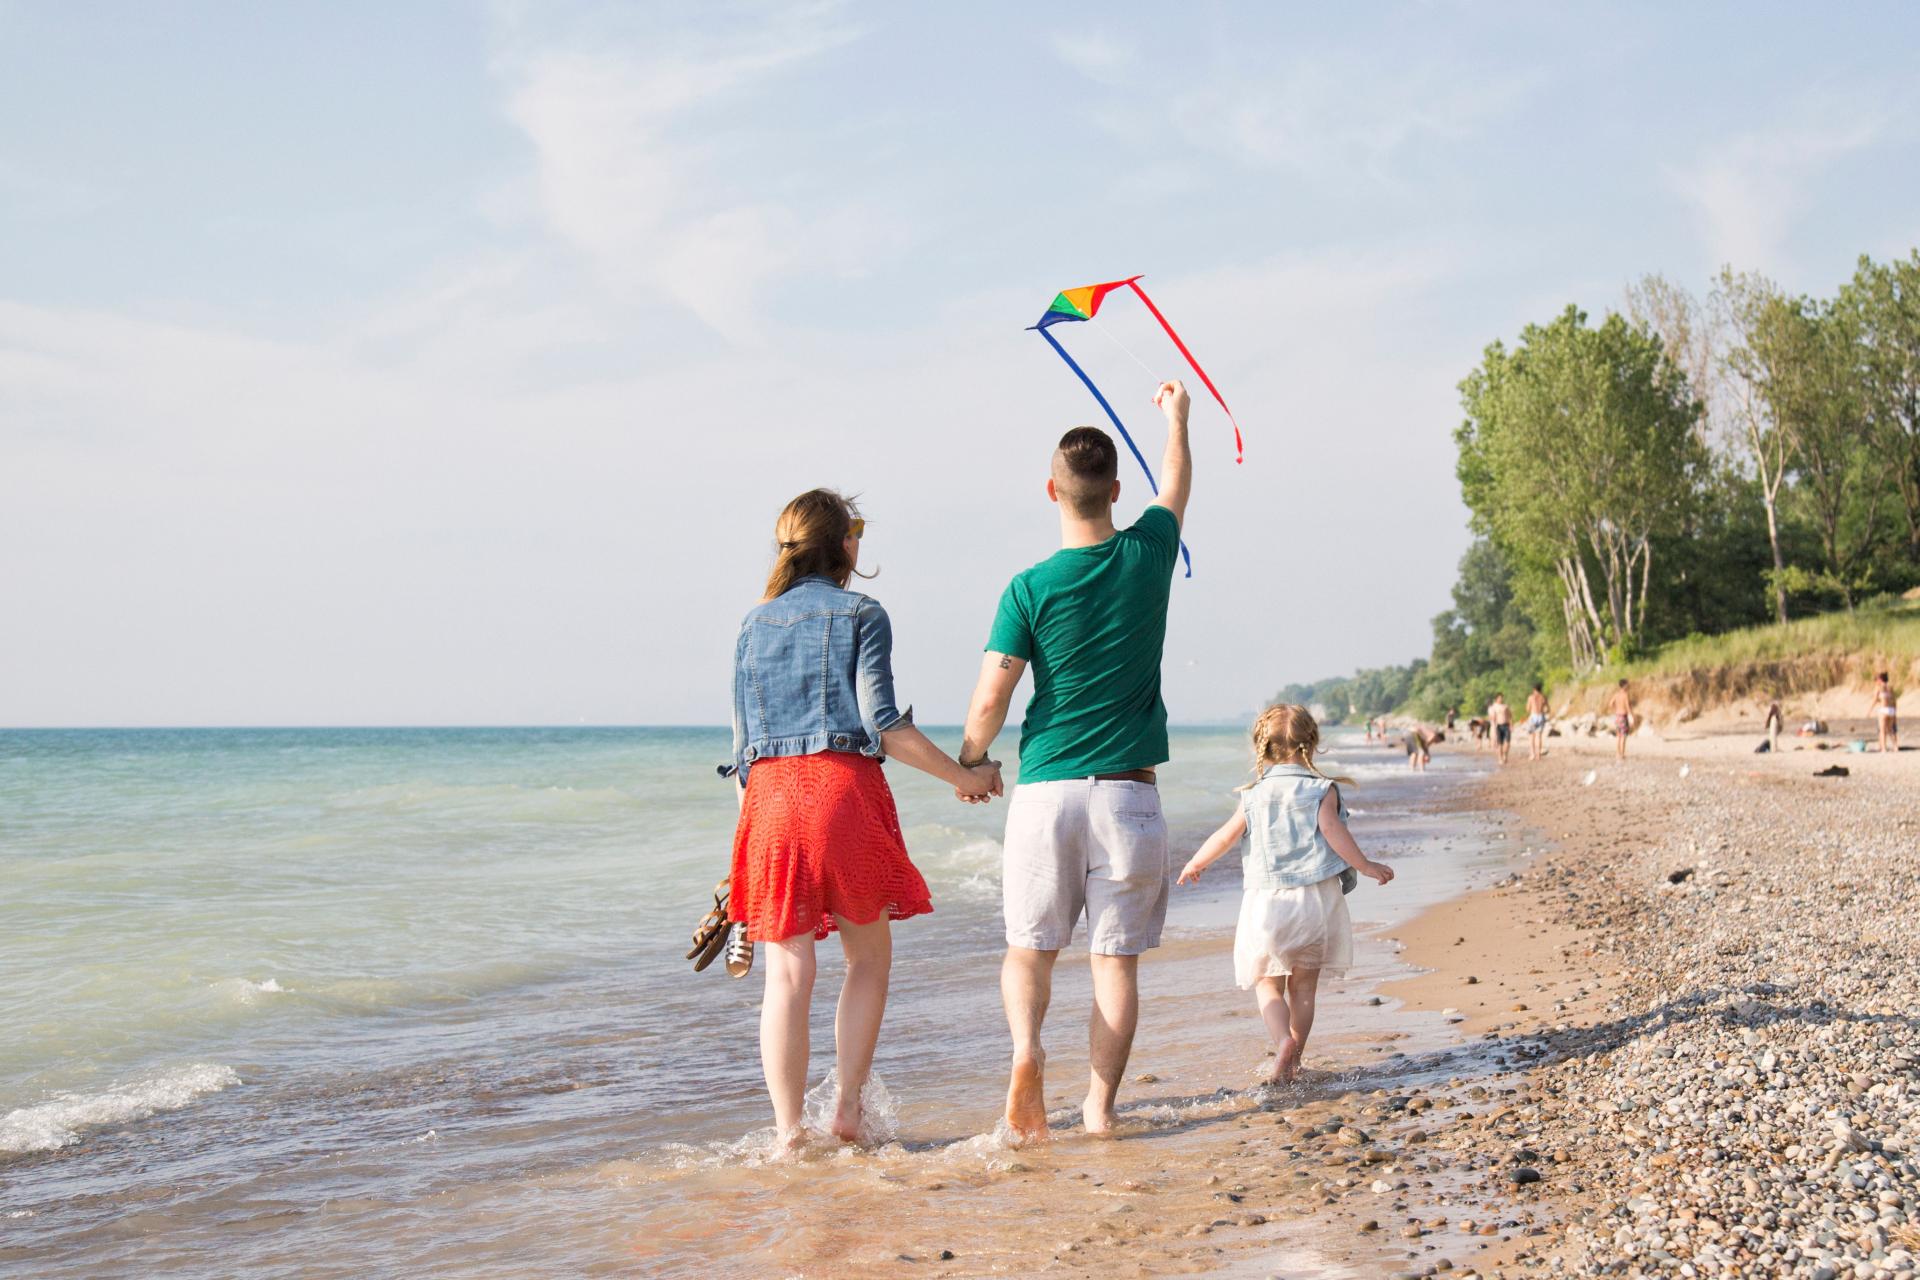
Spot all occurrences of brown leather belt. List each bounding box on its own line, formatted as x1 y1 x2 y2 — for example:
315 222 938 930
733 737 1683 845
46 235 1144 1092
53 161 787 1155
1091 769 1157 784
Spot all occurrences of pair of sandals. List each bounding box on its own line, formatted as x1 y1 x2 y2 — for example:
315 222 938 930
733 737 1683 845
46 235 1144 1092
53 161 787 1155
687 877 754 977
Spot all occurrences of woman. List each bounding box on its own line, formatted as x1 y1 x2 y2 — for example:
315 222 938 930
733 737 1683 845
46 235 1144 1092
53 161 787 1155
1872 672 1899 753
730 489 998 1147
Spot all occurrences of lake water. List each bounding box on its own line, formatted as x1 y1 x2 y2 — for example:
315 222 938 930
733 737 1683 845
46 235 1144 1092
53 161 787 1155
0 724 1492 1276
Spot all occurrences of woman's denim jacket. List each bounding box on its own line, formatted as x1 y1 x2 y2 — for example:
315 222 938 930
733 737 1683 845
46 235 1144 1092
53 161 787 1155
730 575 911 785
1239 764 1349 890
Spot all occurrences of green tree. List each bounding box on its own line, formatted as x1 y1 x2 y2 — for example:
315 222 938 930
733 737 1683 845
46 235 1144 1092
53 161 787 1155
1456 306 1705 671
1757 293 1889 607
1839 251 1920 577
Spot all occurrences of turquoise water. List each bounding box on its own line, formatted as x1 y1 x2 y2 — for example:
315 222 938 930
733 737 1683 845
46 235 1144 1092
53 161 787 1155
0 724 1476 1274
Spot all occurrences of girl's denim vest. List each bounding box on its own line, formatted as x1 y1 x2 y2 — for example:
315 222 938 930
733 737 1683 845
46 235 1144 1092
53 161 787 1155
1239 764 1348 890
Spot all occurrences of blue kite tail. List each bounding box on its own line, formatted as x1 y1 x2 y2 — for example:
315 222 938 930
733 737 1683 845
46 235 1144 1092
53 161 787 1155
1033 326 1193 578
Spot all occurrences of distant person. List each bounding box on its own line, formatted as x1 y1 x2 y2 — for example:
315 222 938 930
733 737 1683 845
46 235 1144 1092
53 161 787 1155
729 490 999 1148
1488 693 1513 765
1403 725 1434 771
1763 698 1784 754
1608 679 1634 762
1363 717 1376 744
1524 683 1549 761
959 380 1192 1142
1177 705 1394 1085
1872 672 1899 753
1444 705 1458 731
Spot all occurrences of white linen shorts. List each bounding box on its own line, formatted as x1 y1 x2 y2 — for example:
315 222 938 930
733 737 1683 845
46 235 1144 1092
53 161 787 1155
1001 778 1170 955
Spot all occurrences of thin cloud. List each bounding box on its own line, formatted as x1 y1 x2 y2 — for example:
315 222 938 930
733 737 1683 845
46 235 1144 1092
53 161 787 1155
1050 31 1136 86
1668 105 1885 274
494 4 864 342
1166 57 1543 185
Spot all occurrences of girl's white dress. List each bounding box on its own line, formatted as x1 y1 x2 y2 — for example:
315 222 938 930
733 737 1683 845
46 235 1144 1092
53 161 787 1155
1233 875 1352 988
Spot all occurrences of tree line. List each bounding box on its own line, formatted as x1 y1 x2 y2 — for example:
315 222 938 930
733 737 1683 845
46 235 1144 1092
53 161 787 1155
1281 250 1920 723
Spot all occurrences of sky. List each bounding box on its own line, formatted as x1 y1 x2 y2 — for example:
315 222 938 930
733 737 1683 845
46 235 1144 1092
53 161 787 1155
3 1 1918 728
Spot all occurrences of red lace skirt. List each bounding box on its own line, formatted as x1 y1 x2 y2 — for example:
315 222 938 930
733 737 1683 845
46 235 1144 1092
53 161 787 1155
730 752 934 942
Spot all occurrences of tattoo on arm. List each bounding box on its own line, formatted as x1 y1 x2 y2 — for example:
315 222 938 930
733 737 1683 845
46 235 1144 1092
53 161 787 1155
998 656 1012 670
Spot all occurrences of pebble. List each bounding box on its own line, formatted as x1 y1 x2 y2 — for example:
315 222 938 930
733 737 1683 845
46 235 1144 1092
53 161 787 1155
1466 764 1920 1277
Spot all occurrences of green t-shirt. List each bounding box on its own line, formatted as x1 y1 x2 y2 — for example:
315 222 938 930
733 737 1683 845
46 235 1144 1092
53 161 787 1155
986 505 1180 783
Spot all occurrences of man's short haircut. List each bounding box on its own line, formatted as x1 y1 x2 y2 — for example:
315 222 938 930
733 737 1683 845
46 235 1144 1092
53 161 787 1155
1052 426 1119 518
1618 678 1629 687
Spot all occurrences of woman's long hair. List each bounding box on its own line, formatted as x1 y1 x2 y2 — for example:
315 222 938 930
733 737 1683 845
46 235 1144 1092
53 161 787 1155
1236 703 1356 790
762 489 871 601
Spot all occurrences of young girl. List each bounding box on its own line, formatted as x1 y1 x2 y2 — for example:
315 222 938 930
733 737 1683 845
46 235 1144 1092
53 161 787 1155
1178 705 1394 1085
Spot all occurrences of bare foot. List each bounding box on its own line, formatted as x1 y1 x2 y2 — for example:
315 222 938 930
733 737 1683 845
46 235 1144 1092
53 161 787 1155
1005 1054 1050 1143
1081 1092 1117 1137
830 1092 862 1144
1270 1038 1300 1085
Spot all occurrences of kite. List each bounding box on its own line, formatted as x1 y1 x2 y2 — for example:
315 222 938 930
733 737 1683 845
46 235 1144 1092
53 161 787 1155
1029 276 1244 577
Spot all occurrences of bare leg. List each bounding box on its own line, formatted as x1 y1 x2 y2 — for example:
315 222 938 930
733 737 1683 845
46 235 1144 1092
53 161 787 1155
830 915 892 1143
1002 946 1057 1141
1083 952 1139 1134
1254 976 1294 1083
1282 969 1321 1080
760 931 817 1143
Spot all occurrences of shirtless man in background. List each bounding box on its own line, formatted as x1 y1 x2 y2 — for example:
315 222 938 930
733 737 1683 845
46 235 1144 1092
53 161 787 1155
1487 693 1513 765
1524 683 1549 761
1608 679 1634 762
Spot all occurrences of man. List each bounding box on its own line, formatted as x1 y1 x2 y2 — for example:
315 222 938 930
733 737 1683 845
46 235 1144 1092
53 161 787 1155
1608 678 1634 761
959 379 1192 1142
1524 683 1549 761
1403 724 1433 771
1488 692 1513 765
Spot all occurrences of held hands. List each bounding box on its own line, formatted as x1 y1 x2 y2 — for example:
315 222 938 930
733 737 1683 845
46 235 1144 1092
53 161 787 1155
1154 378 1190 426
954 760 1003 804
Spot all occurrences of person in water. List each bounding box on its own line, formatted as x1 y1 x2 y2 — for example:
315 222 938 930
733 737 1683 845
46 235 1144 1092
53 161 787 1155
728 489 1000 1147
960 380 1193 1142
1403 724 1434 771
1178 705 1393 1085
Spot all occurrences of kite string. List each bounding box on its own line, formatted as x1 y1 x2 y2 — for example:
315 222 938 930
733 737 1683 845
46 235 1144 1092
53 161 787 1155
1089 316 1160 382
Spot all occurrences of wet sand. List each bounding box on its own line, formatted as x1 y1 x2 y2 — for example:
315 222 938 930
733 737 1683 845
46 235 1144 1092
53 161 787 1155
513 761 1541 1280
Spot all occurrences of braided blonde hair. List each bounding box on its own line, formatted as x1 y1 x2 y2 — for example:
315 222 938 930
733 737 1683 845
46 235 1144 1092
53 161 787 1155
1236 704 1355 791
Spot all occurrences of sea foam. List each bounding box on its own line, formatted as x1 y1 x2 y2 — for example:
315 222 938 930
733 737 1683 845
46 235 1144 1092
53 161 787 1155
0 1063 241 1154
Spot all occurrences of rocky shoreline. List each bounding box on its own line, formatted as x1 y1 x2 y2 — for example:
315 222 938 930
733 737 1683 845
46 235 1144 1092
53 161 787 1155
1360 745 1920 1279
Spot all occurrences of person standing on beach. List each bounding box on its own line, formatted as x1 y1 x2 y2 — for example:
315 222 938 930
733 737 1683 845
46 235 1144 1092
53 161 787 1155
1764 698 1784 754
1177 705 1393 1085
959 380 1192 1142
1872 672 1899 753
729 490 1001 1148
1488 693 1513 765
1608 679 1634 762
1524 683 1549 761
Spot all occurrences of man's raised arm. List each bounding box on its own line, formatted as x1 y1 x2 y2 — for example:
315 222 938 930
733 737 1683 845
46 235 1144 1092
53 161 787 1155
960 651 1026 798
1149 379 1192 528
